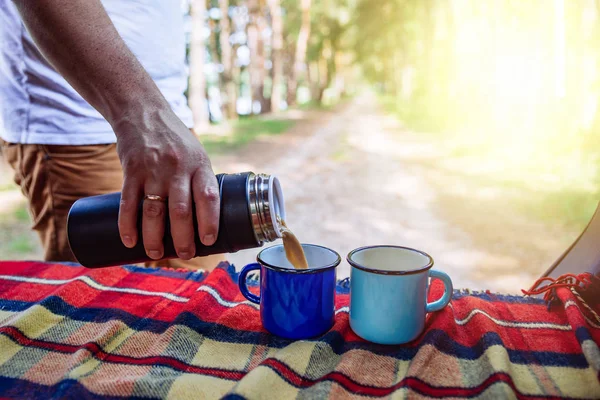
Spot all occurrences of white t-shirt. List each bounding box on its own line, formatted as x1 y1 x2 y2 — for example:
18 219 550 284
0 0 194 145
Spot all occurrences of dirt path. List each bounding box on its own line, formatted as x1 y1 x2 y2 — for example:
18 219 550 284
216 94 580 293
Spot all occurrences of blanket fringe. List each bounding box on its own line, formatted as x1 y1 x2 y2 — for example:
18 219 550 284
522 272 600 310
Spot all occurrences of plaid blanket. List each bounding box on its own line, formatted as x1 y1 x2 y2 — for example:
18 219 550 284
0 261 599 399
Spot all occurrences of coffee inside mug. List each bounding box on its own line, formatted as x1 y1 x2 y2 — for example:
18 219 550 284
348 246 433 274
258 244 341 271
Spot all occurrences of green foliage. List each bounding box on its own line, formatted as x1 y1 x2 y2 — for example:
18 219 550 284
298 100 332 111
528 189 599 229
381 90 460 134
13 206 30 222
0 203 39 258
8 235 35 254
0 182 17 192
354 0 424 87
281 0 302 42
201 117 295 154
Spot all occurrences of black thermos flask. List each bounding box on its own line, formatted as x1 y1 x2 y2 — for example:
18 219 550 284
67 172 285 268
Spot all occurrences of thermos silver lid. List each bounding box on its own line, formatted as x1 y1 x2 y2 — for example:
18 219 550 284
248 173 285 243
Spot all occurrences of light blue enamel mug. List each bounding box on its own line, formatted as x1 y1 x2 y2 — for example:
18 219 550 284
347 246 453 345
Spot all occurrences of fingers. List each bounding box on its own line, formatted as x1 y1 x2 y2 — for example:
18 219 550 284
142 185 167 260
168 178 195 260
118 178 142 248
192 167 220 246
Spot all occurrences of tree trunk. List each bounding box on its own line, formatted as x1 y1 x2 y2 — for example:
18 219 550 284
208 20 220 65
219 0 237 119
258 11 270 113
307 60 321 101
319 40 336 105
247 0 268 114
268 0 283 112
189 0 209 130
287 0 311 106
207 19 225 118
315 51 328 103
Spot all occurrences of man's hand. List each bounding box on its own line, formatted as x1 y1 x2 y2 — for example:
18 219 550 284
116 107 219 260
12 0 220 259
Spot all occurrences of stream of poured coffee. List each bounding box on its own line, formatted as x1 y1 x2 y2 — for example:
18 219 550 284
277 216 309 270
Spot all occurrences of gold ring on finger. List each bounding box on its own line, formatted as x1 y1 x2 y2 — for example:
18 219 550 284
144 194 167 203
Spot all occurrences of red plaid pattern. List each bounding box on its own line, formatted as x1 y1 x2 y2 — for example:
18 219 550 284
0 261 598 399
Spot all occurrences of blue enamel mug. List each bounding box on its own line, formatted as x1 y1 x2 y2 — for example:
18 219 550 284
347 246 453 345
238 244 340 339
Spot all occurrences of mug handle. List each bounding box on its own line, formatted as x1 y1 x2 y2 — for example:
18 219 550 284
238 263 261 304
425 270 453 313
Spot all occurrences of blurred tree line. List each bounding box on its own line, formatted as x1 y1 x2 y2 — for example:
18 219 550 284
184 0 599 181
184 0 355 127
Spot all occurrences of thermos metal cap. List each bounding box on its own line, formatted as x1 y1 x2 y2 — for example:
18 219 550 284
248 173 285 243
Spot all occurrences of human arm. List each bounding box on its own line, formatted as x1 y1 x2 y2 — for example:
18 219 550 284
12 0 220 260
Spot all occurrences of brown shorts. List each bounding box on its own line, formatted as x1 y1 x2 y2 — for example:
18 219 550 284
1 141 225 270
